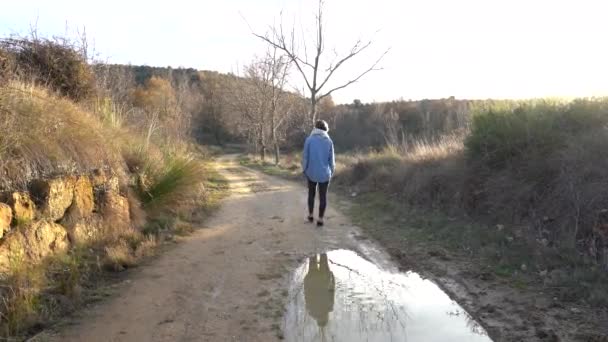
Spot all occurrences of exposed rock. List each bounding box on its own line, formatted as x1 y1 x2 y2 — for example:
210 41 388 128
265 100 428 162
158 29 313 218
30 177 76 221
0 220 69 272
65 216 102 245
101 191 131 226
0 203 12 238
7 192 36 223
64 176 94 221
91 169 119 192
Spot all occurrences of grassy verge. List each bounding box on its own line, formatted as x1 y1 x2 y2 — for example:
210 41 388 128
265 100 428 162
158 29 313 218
202 163 231 210
238 155 302 180
341 192 608 303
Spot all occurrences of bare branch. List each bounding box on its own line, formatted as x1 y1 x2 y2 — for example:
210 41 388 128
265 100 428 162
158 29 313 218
250 0 390 123
317 39 373 92
252 30 313 92
318 47 390 101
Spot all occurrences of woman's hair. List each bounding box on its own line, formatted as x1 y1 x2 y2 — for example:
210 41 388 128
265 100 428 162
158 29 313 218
315 120 329 132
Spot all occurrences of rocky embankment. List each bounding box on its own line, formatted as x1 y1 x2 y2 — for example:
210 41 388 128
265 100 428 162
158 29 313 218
0 169 133 271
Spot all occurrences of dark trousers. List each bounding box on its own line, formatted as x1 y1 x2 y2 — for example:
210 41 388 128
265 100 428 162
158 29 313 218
307 179 329 218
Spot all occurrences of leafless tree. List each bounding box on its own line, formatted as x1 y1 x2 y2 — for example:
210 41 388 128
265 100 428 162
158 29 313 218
232 48 293 163
260 48 292 164
253 0 388 124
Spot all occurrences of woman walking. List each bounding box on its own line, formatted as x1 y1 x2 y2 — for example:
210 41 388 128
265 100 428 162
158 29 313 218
302 120 335 226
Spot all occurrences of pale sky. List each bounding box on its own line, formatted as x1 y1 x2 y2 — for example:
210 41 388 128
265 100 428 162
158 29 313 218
1 0 607 103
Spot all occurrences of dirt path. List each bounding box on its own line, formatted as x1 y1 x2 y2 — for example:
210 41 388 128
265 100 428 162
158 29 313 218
35 155 373 342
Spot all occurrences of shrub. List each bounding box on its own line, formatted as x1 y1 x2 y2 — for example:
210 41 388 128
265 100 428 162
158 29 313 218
340 98 608 272
0 38 95 101
466 99 608 169
138 154 206 212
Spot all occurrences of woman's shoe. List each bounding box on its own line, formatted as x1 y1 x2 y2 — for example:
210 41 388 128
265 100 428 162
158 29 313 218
307 215 314 223
316 219 324 227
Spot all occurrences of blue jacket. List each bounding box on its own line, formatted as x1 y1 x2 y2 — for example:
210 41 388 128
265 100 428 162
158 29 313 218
302 128 335 183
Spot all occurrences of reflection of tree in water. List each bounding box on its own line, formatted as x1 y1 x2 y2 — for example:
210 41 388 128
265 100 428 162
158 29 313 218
286 250 492 341
465 311 488 336
327 258 409 339
446 309 488 336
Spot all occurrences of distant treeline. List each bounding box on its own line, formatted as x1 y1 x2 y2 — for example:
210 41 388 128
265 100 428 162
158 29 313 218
94 64 485 153
324 97 471 151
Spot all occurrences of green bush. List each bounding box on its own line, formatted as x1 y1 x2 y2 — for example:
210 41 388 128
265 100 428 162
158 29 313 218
465 99 608 168
138 154 206 211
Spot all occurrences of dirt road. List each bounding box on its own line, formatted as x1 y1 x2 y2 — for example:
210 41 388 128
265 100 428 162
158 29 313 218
36 155 377 342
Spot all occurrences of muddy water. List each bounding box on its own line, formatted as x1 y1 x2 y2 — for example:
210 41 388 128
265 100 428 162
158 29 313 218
284 249 492 342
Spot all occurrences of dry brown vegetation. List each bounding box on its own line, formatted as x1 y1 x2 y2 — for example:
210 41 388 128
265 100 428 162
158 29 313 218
0 36 228 339
0 38 95 101
0 82 125 190
335 99 608 307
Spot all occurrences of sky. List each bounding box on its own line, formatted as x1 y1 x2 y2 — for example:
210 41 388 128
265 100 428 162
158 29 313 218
1 0 607 104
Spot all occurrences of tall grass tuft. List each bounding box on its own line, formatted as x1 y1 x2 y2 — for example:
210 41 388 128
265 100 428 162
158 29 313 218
92 97 129 129
0 262 46 337
139 154 206 212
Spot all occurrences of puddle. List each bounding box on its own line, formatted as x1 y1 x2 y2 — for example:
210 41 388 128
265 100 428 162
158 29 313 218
284 249 493 342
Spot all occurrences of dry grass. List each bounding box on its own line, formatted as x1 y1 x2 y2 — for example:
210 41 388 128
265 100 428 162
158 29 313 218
134 235 157 259
0 82 124 191
239 153 302 180
126 188 147 230
401 134 464 163
102 241 136 271
336 135 467 210
0 263 46 337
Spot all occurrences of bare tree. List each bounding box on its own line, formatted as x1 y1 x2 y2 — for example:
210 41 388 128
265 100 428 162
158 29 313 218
263 48 292 164
231 68 267 158
231 48 293 163
253 0 388 123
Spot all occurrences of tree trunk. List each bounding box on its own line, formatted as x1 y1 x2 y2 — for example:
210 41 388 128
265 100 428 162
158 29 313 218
214 125 222 146
310 93 318 124
272 129 280 165
274 142 280 165
259 126 266 162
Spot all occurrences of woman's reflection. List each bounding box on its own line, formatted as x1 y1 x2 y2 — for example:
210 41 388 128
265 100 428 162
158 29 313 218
303 253 335 327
